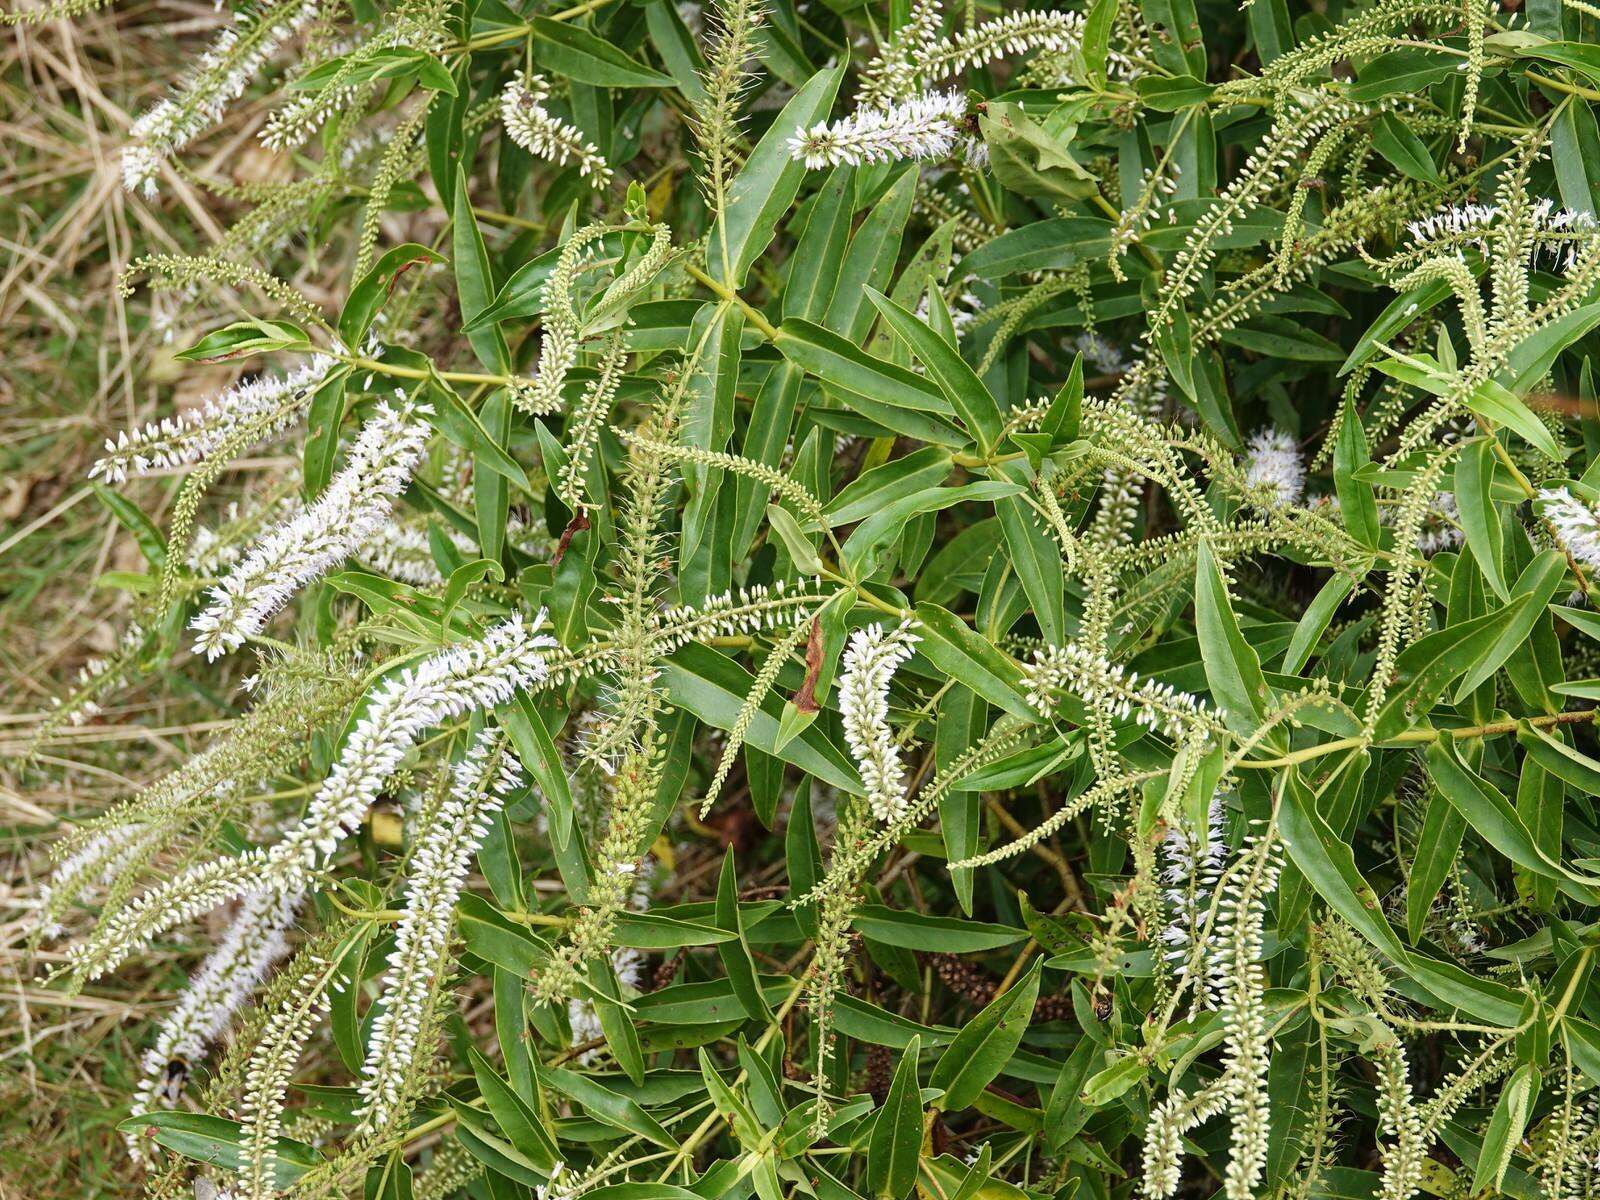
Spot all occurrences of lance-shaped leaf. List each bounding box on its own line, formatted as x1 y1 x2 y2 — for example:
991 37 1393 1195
867 1034 926 1200
929 960 1041 1110
865 287 1003 451
1426 734 1600 893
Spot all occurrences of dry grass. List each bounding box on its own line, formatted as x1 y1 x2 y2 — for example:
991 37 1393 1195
0 8 230 1193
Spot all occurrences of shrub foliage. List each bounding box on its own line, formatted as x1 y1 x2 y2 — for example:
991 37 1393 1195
21 0 1600 1195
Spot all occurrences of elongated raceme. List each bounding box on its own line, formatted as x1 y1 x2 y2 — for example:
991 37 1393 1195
190 399 431 659
90 357 335 484
63 615 554 983
127 886 303 1156
356 731 521 1133
837 620 919 823
33 0 1600 1194
122 0 326 195
789 91 966 169
1023 642 1224 740
501 71 613 187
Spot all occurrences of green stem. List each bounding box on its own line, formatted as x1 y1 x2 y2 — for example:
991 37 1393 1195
684 264 781 341
1238 707 1600 769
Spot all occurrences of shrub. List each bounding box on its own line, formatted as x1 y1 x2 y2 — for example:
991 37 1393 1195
18 0 1600 1196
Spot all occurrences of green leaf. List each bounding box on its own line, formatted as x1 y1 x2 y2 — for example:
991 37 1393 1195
303 367 351 498
867 1034 925 1200
341 243 443 350
1081 1053 1147 1106
588 953 647 1085
1454 438 1508 599
1281 574 1357 675
1195 541 1272 738
457 893 548 975
1279 767 1408 965
1425 734 1600 890
1451 549 1564 699
1501 302 1600 399
1369 597 1531 740
1333 403 1381 548
92 486 167 568
784 166 853 322
613 910 736 948
1514 39 1600 87
1471 1063 1538 1193
1519 720 1600 795
994 484 1065 646
911 602 1036 721
1370 112 1439 181
660 642 861 792
541 1068 678 1148
851 906 1028 953
467 1046 560 1171
1340 280 1452 375
451 1102 557 1186
787 783 824 936
1135 73 1215 110
176 318 312 362
766 503 822 575
424 383 529 490
958 217 1112 279
865 287 1003 451
497 693 575 849
1468 379 1564 461
930 961 1041 1110
453 168 511 375
1553 100 1600 216
1406 788 1467 944
842 481 1022 578
118 1113 321 1187
775 318 962 446
709 68 843 287
530 18 674 87
715 850 772 1022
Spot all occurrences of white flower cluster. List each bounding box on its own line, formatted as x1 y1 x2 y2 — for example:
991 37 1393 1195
128 888 303 1152
501 71 613 186
1415 490 1463 556
239 958 332 1200
90 357 334 484
277 614 553 873
1024 643 1221 739
790 91 966 169
358 519 477 586
356 732 524 1133
1143 1086 1232 1200
1211 833 1283 1200
1541 486 1600 569
857 0 946 104
261 1 451 152
838 620 920 823
1243 427 1305 506
652 579 827 653
1143 830 1283 1200
38 823 159 938
65 617 554 982
1406 198 1598 269
191 399 431 659
1073 331 1129 375
122 0 324 195
1158 794 1228 1001
937 9 1083 78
